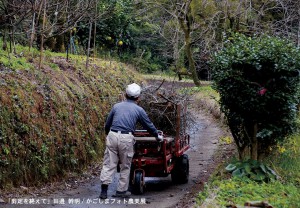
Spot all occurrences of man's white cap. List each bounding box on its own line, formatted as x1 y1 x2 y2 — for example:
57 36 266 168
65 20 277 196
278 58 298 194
126 83 141 98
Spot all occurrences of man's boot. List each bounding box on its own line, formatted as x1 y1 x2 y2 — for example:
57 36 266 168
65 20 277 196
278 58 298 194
99 184 108 199
113 190 131 198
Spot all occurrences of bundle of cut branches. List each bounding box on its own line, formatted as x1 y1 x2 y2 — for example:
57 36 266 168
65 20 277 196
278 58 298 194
137 82 196 136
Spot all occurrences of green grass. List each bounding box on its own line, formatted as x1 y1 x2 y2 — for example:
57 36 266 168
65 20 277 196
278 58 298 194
197 133 300 208
201 177 299 208
270 134 300 185
0 45 35 70
182 86 219 100
142 73 212 85
142 73 190 82
0 39 138 74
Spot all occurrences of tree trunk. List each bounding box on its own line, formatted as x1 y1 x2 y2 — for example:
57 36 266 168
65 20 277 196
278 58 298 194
10 23 16 54
298 20 300 48
93 0 97 60
54 34 65 52
66 32 70 60
69 30 72 54
39 0 47 70
214 0 225 42
173 27 181 79
251 122 258 160
86 20 92 69
93 20 97 60
184 37 200 86
29 10 36 51
239 146 250 160
9 28 12 53
178 17 201 86
2 29 7 51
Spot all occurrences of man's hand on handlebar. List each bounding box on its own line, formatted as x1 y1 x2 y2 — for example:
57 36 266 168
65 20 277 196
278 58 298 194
156 131 164 142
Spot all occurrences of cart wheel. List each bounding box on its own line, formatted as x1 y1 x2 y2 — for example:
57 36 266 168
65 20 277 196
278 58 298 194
171 154 189 184
132 171 144 194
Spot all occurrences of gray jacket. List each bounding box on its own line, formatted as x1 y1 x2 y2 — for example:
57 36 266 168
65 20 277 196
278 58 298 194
105 100 158 137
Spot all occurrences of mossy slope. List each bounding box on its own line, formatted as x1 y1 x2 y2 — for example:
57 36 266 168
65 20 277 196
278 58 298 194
0 54 141 188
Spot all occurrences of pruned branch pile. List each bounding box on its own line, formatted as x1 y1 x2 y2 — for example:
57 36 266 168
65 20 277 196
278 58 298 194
137 83 196 136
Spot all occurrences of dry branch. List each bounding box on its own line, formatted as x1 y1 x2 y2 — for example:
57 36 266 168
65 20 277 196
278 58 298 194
138 83 196 136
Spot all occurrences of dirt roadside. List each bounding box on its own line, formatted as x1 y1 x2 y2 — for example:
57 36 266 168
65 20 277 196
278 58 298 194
1 81 235 208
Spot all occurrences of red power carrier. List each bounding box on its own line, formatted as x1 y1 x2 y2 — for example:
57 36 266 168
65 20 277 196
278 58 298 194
130 104 190 194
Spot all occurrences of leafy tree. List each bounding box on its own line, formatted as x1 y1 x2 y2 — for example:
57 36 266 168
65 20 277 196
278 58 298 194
0 0 98 52
135 0 208 85
77 0 133 55
125 20 169 73
211 33 300 160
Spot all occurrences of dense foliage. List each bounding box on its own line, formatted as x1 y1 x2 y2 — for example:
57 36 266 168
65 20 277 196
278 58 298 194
211 33 300 160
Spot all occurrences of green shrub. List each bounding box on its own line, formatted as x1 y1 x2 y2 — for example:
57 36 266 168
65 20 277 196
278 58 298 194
211 33 300 160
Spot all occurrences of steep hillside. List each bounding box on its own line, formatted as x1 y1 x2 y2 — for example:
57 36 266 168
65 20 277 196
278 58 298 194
0 48 142 188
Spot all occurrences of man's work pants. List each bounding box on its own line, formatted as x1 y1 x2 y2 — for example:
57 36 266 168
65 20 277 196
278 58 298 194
100 131 135 192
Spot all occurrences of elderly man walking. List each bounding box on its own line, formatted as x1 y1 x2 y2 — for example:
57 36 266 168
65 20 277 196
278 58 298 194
99 83 163 199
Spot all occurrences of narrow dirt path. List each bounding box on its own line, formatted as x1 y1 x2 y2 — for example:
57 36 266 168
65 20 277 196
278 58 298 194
2 108 233 208
2 80 235 208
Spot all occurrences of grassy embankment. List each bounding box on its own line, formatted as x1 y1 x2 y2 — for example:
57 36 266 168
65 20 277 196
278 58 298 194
0 41 142 189
189 86 300 207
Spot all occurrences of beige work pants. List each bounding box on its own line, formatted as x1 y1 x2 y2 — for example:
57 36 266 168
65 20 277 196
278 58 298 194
100 131 135 192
